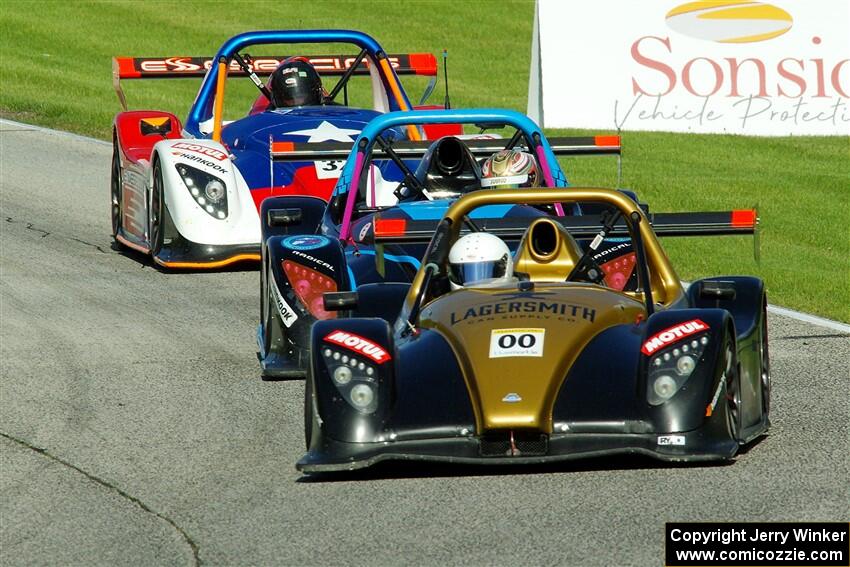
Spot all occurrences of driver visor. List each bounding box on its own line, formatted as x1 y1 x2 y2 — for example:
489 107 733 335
449 257 508 286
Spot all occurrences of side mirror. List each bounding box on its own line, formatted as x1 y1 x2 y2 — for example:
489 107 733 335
267 208 303 227
323 291 358 312
140 117 172 136
698 281 736 301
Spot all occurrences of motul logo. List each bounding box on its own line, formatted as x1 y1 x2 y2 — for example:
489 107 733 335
325 331 391 364
641 319 708 355
172 142 227 161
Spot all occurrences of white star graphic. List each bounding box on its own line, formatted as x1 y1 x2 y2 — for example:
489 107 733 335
285 120 361 143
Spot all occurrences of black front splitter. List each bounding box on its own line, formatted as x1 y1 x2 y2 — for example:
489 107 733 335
297 428 739 474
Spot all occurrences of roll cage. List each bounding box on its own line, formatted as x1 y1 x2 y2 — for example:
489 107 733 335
328 109 574 240
397 187 689 333
185 30 422 139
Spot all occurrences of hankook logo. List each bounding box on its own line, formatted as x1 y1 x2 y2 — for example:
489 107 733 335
665 1 793 44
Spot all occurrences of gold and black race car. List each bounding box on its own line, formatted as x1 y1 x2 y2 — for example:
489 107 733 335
297 187 770 473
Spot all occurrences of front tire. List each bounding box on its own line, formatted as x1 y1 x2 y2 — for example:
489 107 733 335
723 336 744 444
304 371 315 450
111 141 123 238
150 160 165 258
759 301 771 424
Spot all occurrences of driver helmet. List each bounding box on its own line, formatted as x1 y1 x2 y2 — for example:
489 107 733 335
448 233 514 289
481 150 538 188
269 58 324 107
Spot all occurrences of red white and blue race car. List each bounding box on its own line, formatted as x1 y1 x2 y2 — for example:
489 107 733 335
110 29 452 268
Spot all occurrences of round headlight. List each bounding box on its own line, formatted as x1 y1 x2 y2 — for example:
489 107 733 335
333 366 352 385
204 179 226 203
653 375 677 400
349 384 374 408
676 355 696 376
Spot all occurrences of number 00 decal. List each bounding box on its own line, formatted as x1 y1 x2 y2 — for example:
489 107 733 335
489 328 545 358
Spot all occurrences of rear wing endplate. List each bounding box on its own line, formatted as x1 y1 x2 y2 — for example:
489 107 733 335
112 53 437 110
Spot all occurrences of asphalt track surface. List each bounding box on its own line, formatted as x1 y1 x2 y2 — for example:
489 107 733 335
1 122 848 566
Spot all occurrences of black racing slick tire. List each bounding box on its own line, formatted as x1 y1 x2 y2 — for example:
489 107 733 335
723 335 744 444
261 256 274 359
304 370 320 451
111 141 122 238
759 301 771 423
150 159 165 257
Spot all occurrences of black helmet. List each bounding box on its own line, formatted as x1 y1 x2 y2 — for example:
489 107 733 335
269 59 324 107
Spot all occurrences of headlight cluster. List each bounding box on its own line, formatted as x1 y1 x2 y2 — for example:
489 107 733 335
176 164 228 219
322 347 378 413
647 334 709 405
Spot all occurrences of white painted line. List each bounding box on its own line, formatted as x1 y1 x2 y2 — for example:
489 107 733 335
0 118 110 146
767 305 850 335
3 118 849 334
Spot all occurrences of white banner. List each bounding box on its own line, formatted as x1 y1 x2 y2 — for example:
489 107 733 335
528 0 849 135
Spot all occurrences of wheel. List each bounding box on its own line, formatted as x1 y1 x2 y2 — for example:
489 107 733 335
150 160 165 257
304 369 317 450
110 142 122 237
759 303 771 422
261 258 275 357
723 336 743 444
260 249 268 337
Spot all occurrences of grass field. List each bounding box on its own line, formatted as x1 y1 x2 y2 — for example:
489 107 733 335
1 1 847 321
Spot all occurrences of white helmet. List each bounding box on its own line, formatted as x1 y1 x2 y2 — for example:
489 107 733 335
448 232 513 289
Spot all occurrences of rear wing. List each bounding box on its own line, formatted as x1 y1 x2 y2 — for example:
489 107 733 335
112 53 437 110
368 209 758 243
269 136 621 160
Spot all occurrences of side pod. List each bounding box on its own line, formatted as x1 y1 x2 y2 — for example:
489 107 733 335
688 276 765 341
688 276 768 440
